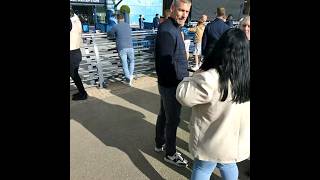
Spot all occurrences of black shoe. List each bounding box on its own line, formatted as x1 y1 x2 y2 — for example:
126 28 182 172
246 170 250 177
72 92 88 100
72 92 81 98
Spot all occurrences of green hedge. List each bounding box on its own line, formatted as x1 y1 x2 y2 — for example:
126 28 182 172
120 5 130 14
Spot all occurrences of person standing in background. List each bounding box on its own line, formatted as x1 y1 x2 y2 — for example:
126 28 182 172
188 14 207 71
70 8 88 100
225 14 234 27
139 14 145 29
239 15 250 40
153 14 160 29
201 7 230 58
182 27 191 61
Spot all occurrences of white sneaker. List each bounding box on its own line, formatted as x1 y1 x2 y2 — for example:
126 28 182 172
164 152 188 167
129 76 134 86
154 144 166 152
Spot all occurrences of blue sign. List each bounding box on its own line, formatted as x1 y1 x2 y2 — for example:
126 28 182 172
82 24 89 32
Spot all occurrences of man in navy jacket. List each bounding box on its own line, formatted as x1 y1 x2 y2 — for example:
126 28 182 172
202 7 230 58
153 14 160 29
154 0 191 167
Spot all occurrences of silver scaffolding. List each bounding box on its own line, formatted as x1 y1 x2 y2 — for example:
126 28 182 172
70 29 157 89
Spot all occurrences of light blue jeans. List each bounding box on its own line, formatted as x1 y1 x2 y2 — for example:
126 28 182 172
191 159 238 180
119 48 135 81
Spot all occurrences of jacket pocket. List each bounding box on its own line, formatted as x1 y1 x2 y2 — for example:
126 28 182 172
173 59 188 80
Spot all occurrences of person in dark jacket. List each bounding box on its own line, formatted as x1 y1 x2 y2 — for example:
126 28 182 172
225 14 234 27
154 0 191 167
153 14 160 29
139 14 145 29
201 7 230 58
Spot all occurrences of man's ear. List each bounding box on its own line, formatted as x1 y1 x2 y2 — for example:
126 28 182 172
170 3 174 14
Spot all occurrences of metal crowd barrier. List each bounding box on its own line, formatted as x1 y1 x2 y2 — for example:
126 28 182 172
70 30 157 88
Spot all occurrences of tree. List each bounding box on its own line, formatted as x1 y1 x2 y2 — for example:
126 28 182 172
120 5 130 24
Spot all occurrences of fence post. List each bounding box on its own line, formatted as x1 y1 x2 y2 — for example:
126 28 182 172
92 34 106 88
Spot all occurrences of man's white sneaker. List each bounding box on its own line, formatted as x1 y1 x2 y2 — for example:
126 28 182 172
154 144 166 152
164 152 188 167
129 76 134 86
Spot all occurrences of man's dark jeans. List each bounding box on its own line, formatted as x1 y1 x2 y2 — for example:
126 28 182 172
155 85 181 156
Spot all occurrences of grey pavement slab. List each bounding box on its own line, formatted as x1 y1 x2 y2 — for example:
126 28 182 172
70 76 249 180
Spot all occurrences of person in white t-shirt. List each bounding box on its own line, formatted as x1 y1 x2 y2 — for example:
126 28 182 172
70 8 87 100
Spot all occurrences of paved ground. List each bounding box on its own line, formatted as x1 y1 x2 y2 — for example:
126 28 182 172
70 75 250 180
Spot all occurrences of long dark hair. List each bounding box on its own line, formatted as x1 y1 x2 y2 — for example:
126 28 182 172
200 28 250 103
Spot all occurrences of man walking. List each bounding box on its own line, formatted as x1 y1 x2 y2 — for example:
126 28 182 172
109 14 135 86
70 8 88 100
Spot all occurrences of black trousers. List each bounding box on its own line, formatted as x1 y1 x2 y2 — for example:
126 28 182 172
155 85 181 156
70 49 86 94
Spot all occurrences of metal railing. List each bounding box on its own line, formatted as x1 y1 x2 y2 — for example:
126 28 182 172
70 30 157 88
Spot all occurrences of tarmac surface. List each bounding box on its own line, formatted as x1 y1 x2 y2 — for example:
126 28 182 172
70 75 250 180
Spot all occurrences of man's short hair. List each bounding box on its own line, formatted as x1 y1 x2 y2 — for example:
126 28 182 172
217 7 226 17
117 14 124 20
173 0 191 7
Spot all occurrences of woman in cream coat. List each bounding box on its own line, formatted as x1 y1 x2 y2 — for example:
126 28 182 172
176 28 250 180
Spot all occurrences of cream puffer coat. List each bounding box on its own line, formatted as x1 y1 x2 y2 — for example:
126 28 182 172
70 14 82 50
176 69 250 163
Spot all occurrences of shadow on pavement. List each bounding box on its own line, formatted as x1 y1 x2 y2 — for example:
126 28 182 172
108 85 250 180
70 81 249 179
71 96 192 179
109 85 192 133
